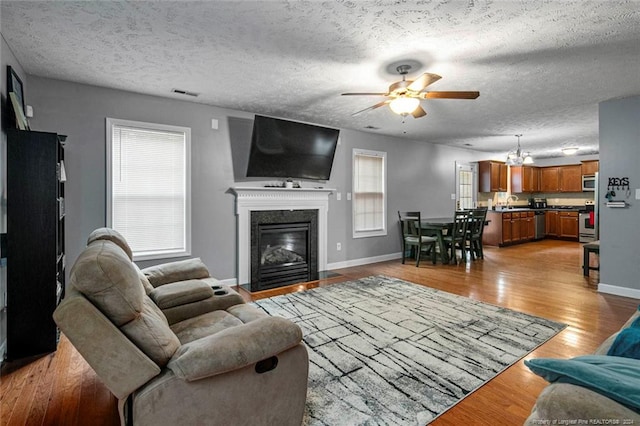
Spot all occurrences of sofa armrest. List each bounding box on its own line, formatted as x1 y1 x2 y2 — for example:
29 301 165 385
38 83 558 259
149 279 214 309
525 382 640 425
141 258 209 287
167 316 303 381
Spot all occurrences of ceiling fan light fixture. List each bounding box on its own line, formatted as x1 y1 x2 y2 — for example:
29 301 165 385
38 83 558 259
561 147 579 155
389 96 420 115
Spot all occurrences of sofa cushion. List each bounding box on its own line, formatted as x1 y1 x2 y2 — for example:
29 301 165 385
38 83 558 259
149 279 214 310
121 297 180 366
87 227 133 260
70 240 143 325
608 328 640 359
143 258 210 287
171 310 244 344
525 355 640 411
133 262 155 295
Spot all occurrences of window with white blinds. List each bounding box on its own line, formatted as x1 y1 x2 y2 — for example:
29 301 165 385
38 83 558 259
352 149 387 238
106 118 191 260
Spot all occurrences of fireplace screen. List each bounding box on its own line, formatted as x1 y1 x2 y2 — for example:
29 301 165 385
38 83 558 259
251 210 318 291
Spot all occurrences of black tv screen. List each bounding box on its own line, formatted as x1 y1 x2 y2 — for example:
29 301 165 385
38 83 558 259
246 115 339 181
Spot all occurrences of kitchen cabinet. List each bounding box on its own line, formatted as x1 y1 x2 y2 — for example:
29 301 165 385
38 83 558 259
539 165 582 193
510 166 540 193
558 165 582 192
558 211 579 239
540 167 560 192
581 160 599 175
483 211 534 246
479 161 507 192
545 211 559 236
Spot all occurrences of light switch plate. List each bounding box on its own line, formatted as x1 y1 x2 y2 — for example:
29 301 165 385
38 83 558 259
636 188 640 200
451 193 456 200
336 192 341 201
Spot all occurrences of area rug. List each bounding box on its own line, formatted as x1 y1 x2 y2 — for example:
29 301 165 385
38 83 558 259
252 275 566 425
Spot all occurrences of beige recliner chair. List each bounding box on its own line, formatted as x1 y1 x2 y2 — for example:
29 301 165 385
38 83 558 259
54 228 309 426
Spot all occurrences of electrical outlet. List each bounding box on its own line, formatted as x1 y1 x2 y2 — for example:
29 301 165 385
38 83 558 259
336 242 342 251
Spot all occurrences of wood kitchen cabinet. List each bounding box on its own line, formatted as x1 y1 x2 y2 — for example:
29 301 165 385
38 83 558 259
510 166 540 193
545 210 559 236
540 167 560 192
558 211 579 239
581 160 599 175
484 211 534 246
479 161 507 192
539 165 582 192
558 165 582 192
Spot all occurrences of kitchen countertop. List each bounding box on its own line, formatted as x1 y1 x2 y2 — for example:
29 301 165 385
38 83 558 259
489 206 583 212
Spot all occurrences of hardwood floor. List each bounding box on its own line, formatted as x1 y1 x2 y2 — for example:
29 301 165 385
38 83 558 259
2 240 636 425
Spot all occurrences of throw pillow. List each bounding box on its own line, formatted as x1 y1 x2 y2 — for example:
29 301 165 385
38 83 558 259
525 355 640 412
608 328 640 359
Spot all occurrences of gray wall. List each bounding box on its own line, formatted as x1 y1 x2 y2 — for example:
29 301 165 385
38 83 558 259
599 95 640 293
26 76 486 283
1 34 28 362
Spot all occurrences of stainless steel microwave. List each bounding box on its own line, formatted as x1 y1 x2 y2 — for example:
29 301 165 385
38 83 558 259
582 175 596 191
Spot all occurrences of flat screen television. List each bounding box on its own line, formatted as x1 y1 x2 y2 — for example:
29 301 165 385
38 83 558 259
245 115 339 181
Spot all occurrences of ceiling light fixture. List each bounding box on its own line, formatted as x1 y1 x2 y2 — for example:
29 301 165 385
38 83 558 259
389 96 420 115
506 134 533 165
561 146 579 155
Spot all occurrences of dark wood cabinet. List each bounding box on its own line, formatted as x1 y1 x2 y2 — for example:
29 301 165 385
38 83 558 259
558 211 579 239
581 160 599 175
540 167 560 192
479 161 507 192
484 211 535 247
545 211 559 236
6 129 65 359
510 166 540 193
558 165 582 192
539 165 583 193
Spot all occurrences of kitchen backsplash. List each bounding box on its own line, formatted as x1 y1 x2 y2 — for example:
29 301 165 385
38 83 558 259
477 192 594 208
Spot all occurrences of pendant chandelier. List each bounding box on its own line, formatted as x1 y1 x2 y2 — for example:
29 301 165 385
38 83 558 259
506 134 533 165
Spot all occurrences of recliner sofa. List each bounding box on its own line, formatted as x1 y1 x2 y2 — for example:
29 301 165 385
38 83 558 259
54 228 309 426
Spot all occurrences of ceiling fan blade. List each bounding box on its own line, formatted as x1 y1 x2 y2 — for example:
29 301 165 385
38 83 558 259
351 100 389 116
411 106 427 118
407 73 442 92
341 92 389 96
420 91 480 99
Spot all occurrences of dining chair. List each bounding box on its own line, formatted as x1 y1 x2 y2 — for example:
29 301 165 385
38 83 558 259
397 211 438 267
466 208 488 260
443 210 469 264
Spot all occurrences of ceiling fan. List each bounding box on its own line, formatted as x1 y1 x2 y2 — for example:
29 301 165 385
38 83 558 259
342 64 480 118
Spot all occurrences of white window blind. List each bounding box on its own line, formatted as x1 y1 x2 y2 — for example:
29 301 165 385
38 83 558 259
353 149 387 238
107 118 191 260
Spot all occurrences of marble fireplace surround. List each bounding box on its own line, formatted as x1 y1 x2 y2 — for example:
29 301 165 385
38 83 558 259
231 187 334 287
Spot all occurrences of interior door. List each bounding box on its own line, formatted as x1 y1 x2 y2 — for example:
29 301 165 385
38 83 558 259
456 162 478 210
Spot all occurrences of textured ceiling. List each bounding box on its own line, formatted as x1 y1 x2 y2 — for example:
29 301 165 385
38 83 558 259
2 1 640 158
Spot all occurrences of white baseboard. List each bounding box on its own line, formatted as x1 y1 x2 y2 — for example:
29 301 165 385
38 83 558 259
219 277 238 287
598 283 640 300
327 252 402 271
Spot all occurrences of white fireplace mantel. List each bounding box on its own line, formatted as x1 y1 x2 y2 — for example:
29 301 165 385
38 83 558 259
231 187 335 286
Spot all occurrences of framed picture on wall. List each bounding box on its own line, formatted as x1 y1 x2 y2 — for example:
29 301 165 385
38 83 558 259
7 65 28 130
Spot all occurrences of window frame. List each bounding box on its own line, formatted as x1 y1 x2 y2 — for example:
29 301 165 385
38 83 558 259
106 117 192 261
352 148 387 239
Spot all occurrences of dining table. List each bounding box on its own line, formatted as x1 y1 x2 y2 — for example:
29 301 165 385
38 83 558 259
420 217 455 264
420 215 491 264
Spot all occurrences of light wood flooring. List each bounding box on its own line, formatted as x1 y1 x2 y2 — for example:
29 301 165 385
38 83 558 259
2 239 637 425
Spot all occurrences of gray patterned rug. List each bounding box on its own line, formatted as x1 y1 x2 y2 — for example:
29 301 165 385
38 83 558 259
252 275 565 425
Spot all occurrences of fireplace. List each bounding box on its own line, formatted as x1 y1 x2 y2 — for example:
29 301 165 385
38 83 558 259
251 210 318 291
231 186 333 290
